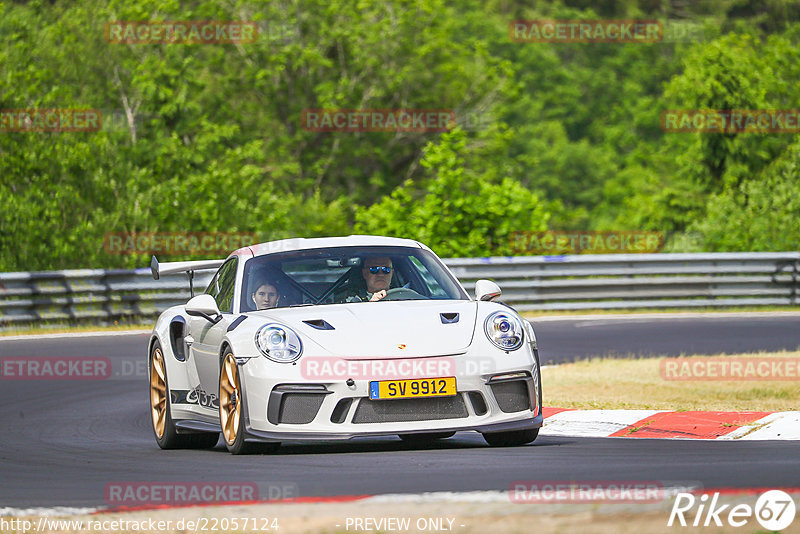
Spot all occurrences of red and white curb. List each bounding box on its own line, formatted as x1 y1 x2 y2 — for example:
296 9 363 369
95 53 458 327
541 408 800 440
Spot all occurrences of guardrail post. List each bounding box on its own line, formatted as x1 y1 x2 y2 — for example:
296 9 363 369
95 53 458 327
100 270 113 323
771 259 799 306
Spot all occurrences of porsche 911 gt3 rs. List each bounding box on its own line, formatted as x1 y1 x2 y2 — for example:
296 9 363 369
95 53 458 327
148 235 542 454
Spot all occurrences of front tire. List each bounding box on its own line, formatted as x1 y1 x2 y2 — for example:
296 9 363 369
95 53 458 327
482 428 539 447
219 352 279 455
150 341 219 449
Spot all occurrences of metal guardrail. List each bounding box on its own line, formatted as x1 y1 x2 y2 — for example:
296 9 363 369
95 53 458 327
0 269 214 327
446 252 800 311
0 252 798 327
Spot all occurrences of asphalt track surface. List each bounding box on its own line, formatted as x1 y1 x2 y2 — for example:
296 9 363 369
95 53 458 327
530 313 800 364
1 315 799 508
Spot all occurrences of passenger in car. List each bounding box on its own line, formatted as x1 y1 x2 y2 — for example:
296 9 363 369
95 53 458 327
252 280 280 309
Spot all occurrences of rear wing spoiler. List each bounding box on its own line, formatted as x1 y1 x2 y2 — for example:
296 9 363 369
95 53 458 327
150 255 225 296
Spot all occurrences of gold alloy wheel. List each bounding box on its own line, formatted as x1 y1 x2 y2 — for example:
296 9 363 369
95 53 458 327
220 353 241 445
150 348 167 439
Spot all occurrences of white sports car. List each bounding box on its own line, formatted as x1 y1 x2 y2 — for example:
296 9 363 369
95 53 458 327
148 235 542 454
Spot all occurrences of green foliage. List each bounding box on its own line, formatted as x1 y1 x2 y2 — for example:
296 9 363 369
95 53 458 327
0 0 513 269
686 138 800 251
664 33 782 191
354 129 550 257
616 29 800 246
2 0 800 272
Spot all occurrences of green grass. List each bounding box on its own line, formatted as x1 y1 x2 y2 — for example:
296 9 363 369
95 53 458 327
544 350 800 411
0 320 152 336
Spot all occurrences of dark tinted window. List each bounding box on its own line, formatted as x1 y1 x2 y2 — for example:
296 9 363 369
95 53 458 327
240 245 468 310
207 258 237 312
205 271 221 300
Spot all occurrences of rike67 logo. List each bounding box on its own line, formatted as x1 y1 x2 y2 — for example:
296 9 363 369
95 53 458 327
669 490 796 530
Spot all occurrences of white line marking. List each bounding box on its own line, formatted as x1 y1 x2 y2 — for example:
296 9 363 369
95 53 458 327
0 506 97 516
719 411 800 441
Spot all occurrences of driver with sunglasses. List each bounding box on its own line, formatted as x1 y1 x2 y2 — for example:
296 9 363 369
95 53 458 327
362 257 394 301
337 256 396 303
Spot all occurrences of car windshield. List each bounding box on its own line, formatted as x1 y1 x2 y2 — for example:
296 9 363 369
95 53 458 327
240 245 468 311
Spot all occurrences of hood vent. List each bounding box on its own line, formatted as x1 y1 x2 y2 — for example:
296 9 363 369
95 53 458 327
440 312 459 324
303 319 335 330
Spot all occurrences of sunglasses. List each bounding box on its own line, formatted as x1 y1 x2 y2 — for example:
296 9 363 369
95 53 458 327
367 266 392 274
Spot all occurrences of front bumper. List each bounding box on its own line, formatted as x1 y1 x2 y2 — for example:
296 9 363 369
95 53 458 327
245 412 543 442
237 350 542 442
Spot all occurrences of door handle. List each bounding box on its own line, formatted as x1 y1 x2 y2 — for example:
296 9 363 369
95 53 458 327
184 335 195 347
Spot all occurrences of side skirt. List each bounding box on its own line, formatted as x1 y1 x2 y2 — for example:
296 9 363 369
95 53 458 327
174 420 221 434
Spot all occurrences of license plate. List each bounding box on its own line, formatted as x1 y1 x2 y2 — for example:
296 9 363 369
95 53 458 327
369 377 456 400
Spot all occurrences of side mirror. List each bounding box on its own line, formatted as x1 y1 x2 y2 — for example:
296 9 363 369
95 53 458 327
475 279 502 302
185 294 222 324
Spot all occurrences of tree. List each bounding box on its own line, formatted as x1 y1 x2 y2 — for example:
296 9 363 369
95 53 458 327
354 129 551 257
686 138 800 251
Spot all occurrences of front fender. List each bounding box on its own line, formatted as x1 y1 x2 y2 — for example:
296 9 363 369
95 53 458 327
149 306 194 393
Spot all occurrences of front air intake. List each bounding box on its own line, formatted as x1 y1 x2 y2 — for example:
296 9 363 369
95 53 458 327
352 396 468 424
277 394 325 424
490 380 532 413
330 398 353 424
268 385 331 424
467 391 488 415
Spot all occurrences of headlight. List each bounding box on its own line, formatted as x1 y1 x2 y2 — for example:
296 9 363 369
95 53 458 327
255 323 303 363
484 311 524 351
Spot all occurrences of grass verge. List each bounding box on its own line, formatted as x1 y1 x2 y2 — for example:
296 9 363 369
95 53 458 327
0 321 152 337
543 350 800 411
